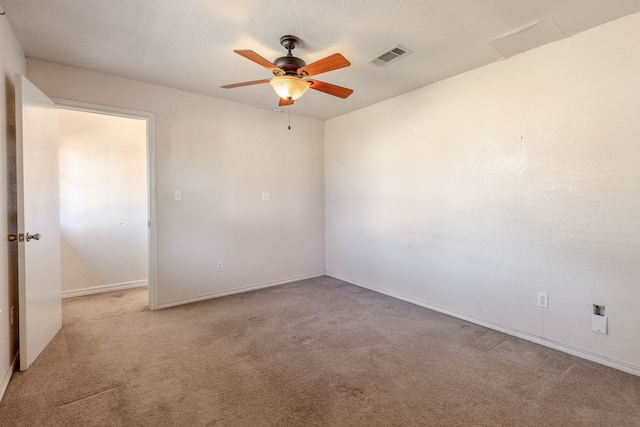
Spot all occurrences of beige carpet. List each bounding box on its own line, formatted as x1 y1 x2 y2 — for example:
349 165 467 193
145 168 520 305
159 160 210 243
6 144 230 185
1 276 639 426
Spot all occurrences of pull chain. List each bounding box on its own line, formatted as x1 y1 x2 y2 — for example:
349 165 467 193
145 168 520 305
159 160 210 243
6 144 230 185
288 98 292 130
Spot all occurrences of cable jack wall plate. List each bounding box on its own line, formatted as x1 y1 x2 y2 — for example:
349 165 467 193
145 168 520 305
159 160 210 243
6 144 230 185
591 314 607 334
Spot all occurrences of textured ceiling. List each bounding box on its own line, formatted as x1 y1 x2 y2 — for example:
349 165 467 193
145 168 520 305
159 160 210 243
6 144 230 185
2 0 640 120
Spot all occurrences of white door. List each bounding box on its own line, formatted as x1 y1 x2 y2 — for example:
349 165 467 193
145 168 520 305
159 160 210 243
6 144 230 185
15 74 62 371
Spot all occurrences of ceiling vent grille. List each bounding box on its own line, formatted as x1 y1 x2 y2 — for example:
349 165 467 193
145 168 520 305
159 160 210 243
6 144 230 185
368 45 412 67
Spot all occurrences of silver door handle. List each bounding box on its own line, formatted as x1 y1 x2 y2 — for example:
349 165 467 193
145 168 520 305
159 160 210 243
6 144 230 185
26 233 40 242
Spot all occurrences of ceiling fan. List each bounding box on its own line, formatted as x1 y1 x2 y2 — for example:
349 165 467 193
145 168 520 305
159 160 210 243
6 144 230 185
221 35 353 107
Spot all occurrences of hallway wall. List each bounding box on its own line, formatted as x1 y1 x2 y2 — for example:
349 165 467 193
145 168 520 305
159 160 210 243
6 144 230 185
58 109 148 296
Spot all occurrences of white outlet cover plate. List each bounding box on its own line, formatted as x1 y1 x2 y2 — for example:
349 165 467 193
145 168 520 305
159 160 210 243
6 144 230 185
537 292 548 308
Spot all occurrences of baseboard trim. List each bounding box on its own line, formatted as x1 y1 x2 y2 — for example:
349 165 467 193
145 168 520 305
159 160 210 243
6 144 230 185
0 352 18 403
156 272 326 309
62 280 148 299
327 272 640 377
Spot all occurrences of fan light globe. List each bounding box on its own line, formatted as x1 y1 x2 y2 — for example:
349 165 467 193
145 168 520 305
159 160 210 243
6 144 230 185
269 76 311 100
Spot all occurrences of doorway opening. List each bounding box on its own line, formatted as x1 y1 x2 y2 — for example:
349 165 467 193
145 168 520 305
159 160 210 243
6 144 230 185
54 100 157 310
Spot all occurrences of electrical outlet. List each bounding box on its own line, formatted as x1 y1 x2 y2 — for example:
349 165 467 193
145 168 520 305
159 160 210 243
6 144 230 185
376 259 382 269
174 190 182 201
537 293 548 308
10 306 15 325
217 261 224 272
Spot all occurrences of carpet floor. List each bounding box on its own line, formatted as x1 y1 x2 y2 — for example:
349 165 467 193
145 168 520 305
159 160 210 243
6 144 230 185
0 276 639 426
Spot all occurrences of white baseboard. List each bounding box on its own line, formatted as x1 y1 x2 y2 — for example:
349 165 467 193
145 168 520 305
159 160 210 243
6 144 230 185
156 272 325 309
0 352 18 403
62 280 148 299
326 272 640 378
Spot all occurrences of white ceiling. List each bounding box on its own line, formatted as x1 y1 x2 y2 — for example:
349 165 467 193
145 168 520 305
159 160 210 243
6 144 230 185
2 0 640 120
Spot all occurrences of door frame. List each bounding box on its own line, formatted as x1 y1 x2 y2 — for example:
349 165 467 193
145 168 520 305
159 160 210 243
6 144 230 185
52 98 159 310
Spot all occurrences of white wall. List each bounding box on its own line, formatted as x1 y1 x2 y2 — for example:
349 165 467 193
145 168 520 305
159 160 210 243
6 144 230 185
0 15 26 396
27 59 325 307
325 13 640 372
58 109 148 294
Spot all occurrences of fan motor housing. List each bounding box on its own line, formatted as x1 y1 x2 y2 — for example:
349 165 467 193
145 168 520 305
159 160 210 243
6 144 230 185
273 55 306 75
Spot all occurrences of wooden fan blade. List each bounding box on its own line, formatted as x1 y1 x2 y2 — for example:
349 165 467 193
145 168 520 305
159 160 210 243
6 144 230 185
308 80 353 99
220 79 270 89
298 53 350 77
234 50 282 73
279 98 294 106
